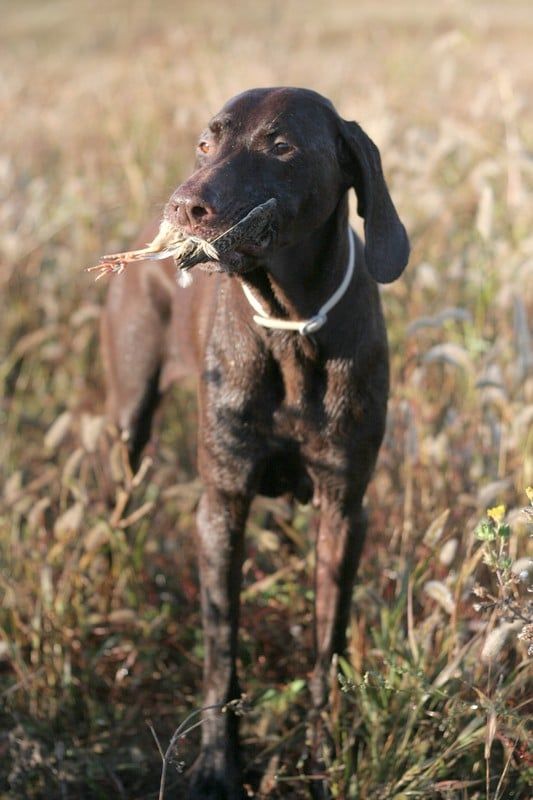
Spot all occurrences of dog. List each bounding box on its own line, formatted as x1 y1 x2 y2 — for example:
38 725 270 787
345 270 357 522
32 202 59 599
100 87 409 799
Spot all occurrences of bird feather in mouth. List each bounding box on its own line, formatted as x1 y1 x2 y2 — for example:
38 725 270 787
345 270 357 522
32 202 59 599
87 198 277 283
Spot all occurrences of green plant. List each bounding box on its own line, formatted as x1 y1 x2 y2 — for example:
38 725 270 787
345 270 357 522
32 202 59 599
473 497 533 660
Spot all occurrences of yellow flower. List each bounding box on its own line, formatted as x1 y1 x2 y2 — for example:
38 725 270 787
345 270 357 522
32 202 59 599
487 504 506 523
526 486 533 504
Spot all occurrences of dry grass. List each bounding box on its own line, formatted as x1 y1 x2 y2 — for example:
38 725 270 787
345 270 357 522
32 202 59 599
1 1 532 797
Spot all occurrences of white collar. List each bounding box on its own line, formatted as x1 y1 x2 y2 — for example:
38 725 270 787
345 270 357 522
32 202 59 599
240 227 355 336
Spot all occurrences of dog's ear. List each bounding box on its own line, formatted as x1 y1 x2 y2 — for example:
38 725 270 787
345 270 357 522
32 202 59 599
339 120 409 283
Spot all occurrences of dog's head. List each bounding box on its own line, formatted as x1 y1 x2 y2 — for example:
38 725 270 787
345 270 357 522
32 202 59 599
165 87 409 283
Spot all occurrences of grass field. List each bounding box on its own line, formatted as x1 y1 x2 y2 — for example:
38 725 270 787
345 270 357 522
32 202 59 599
1 1 532 797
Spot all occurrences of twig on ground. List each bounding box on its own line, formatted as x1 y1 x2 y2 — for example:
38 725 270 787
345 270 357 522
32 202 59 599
148 698 249 800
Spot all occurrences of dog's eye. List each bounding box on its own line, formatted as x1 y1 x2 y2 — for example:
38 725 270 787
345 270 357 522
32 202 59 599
271 140 293 156
198 140 211 154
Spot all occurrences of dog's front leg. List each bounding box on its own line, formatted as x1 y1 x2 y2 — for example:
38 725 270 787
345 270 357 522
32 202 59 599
311 499 368 707
188 487 249 800
307 497 368 797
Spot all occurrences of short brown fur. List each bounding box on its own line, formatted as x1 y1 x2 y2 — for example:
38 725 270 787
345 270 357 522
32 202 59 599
101 87 408 799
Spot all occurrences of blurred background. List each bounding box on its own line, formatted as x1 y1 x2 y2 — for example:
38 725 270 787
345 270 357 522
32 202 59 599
1 1 532 798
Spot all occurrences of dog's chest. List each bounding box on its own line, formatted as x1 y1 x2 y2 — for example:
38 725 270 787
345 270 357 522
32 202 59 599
204 336 367 457
268 346 362 446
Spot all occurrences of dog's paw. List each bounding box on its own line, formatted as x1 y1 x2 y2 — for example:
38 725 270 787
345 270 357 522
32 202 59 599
303 754 332 800
187 755 246 800
303 713 333 800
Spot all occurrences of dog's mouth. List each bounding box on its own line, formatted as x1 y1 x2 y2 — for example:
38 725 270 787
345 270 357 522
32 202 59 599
230 231 274 260
205 230 274 275
87 199 278 282
234 229 273 257
174 198 278 274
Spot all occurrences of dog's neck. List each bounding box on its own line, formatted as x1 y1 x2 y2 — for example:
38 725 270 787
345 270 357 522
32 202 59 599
240 195 351 327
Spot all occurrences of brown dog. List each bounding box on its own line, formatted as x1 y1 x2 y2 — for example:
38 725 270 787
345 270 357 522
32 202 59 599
101 87 408 799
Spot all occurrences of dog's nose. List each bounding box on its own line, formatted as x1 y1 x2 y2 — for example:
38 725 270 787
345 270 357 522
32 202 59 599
171 194 217 231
